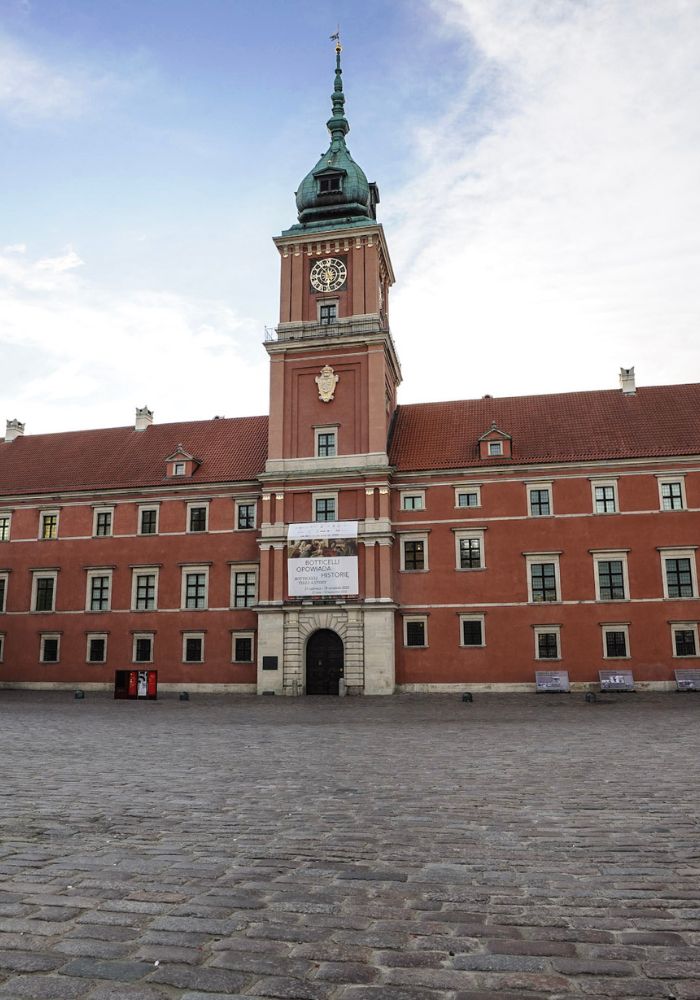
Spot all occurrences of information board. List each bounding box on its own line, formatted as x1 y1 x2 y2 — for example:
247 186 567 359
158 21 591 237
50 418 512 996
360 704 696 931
287 521 358 597
535 670 570 693
599 669 635 692
675 668 700 691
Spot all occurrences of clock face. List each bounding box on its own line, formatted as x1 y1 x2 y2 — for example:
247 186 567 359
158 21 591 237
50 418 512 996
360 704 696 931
310 257 347 293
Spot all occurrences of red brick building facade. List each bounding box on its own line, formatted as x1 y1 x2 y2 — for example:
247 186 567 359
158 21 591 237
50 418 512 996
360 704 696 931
1 52 699 695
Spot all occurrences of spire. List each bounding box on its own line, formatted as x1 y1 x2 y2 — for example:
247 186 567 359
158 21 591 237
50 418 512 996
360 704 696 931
327 34 349 146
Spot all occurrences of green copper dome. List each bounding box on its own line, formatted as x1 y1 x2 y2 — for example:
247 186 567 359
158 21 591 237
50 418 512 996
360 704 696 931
283 45 379 235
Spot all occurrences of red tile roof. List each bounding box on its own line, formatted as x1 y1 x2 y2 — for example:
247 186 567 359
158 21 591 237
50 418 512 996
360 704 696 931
0 416 268 496
389 384 700 471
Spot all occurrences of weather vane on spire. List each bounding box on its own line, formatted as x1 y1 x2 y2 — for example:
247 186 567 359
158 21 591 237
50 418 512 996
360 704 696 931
330 27 341 53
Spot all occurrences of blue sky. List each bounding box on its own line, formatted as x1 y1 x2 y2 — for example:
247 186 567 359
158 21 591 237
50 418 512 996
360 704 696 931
2 0 700 433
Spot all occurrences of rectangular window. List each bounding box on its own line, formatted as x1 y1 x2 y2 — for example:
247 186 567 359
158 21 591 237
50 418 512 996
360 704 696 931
314 495 336 522
665 558 694 598
233 570 257 608
173 462 186 476
404 617 427 647
184 571 207 609
33 574 56 612
316 431 336 457
401 492 425 511
188 505 208 532
597 559 626 600
593 482 618 513
488 441 502 456
318 175 341 193
402 538 425 571
40 634 60 663
604 628 628 658
236 501 256 530
93 509 113 537
456 490 479 508
233 633 254 662
529 562 558 602
528 485 552 517
458 537 482 569
133 571 157 610
461 617 484 647
40 512 58 539
659 479 686 511
318 302 337 324
673 627 697 657
88 573 111 612
0 515 10 541
133 635 153 663
139 507 158 535
535 628 561 660
183 635 204 663
0 575 6 613
87 635 107 663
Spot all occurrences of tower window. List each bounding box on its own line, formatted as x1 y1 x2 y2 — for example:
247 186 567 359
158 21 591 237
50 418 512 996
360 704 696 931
318 175 341 194
319 302 337 325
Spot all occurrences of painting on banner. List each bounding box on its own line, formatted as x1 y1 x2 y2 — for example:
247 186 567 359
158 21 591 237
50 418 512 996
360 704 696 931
287 521 359 596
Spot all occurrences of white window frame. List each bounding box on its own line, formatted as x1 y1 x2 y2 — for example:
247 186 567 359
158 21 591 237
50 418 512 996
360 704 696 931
526 482 553 517
235 499 257 531
0 571 7 613
0 512 12 542
132 632 154 664
231 565 258 609
488 441 503 456
92 506 114 537
591 479 619 514
671 622 699 658
131 567 159 611
533 625 561 661
400 490 425 511
181 566 210 610
312 491 338 523
601 624 630 659
85 569 113 612
525 554 561 603
187 500 209 533
658 476 687 512
659 547 698 599
232 631 255 663
400 533 429 572
314 426 338 458
86 633 108 663
317 298 339 324
592 551 630 602
403 615 428 648
39 509 59 540
31 570 58 612
454 484 481 509
173 461 186 476
40 632 61 663
459 614 485 648
454 529 485 571
182 632 205 663
138 505 160 535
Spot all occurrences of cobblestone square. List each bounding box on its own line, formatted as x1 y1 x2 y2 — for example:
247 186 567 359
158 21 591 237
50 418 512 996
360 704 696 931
1 690 699 999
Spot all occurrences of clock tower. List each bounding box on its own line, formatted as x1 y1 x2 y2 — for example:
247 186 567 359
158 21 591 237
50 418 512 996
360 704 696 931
256 41 401 695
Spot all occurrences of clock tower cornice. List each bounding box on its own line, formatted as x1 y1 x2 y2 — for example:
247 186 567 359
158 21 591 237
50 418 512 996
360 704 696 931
273 222 395 287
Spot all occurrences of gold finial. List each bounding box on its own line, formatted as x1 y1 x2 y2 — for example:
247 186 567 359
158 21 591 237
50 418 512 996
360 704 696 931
330 27 341 53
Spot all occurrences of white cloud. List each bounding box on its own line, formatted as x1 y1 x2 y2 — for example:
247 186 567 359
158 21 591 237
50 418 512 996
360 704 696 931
388 0 700 401
0 245 268 433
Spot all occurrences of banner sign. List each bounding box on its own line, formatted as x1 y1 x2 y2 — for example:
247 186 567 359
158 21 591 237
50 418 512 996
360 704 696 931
287 521 359 596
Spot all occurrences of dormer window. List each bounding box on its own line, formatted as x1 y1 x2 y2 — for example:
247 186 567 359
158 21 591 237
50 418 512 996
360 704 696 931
165 445 201 479
478 422 513 460
173 462 186 476
488 441 502 456
318 175 342 194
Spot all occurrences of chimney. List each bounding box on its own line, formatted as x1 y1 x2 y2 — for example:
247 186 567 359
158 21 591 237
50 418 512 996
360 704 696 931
135 406 154 431
619 367 636 395
5 419 25 443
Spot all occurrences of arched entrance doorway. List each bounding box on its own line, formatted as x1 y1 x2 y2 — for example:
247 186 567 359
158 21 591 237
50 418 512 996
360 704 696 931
306 629 344 695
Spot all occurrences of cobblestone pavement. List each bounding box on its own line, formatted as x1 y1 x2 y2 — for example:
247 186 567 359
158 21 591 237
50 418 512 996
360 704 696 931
1 691 700 1000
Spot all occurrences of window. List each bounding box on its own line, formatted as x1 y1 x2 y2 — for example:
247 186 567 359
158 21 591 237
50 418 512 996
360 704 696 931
40 634 60 663
672 624 698 657
460 615 485 647
173 462 186 476
455 486 480 508
32 572 57 612
659 478 686 511
87 572 112 612
404 617 427 647
133 634 153 663
455 530 484 570
602 625 629 658
401 491 425 511
315 429 337 457
0 573 6 613
93 508 113 537
183 634 204 663
40 511 59 539
139 506 159 535
0 514 10 541
233 633 254 662
313 494 336 522
236 501 256 530
86 634 107 663
182 568 208 610
527 484 552 517
232 568 257 608
188 504 208 533
318 175 341 193
132 570 158 611
318 302 337 325
593 552 629 601
488 441 503 456
592 481 618 514
534 626 561 660
401 535 428 571
662 550 697 598
526 555 560 603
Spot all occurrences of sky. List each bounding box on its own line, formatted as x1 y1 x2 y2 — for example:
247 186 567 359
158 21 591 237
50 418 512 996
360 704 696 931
2 0 700 435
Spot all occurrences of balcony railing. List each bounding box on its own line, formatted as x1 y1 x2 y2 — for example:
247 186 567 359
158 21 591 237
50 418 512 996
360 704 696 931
265 315 389 342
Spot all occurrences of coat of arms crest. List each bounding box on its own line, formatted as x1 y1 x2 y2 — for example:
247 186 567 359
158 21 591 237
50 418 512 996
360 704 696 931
315 365 339 403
